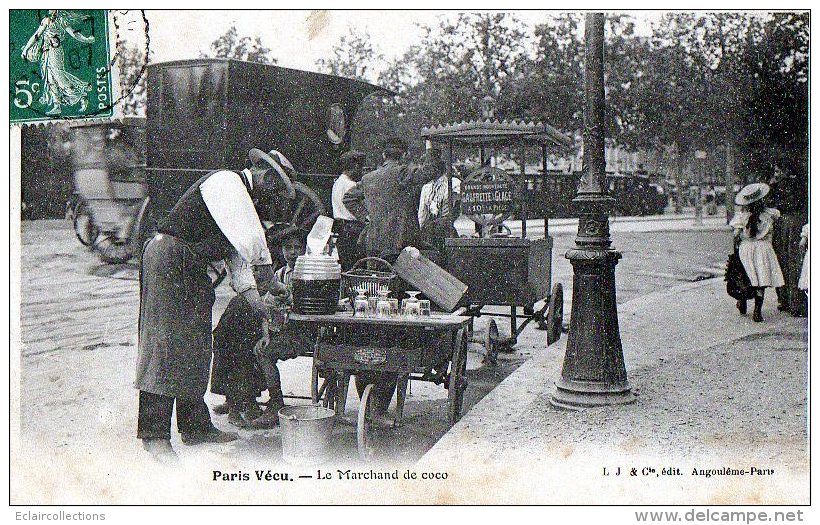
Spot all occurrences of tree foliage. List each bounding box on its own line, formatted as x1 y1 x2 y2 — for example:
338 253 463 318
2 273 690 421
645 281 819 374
319 12 808 181
117 43 149 116
204 25 277 64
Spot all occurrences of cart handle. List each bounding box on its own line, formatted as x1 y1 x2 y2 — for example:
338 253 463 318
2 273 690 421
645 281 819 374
348 256 395 274
488 223 512 238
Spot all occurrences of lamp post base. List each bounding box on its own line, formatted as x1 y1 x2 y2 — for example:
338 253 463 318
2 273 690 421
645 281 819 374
550 378 635 410
550 241 635 410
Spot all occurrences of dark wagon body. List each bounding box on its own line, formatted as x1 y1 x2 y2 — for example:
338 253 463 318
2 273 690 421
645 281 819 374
145 58 388 220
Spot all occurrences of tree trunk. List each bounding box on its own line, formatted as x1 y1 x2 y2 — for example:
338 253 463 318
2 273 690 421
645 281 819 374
725 142 735 224
675 145 685 214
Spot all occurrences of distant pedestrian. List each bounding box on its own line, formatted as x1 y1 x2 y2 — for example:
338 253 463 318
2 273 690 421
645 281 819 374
798 224 809 294
730 183 785 322
418 148 460 253
705 185 718 216
768 164 809 315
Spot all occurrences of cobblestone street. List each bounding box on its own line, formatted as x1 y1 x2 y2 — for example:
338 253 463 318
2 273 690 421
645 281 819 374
16 218 734 470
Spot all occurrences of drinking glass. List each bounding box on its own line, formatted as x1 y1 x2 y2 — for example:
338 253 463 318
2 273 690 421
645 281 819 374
353 289 369 317
388 298 399 317
367 296 379 317
376 296 391 318
418 299 431 317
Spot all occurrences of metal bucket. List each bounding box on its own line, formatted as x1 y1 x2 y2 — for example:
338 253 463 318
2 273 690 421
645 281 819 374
278 405 335 466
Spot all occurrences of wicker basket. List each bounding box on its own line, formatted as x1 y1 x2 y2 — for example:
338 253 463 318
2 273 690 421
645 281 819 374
341 257 397 300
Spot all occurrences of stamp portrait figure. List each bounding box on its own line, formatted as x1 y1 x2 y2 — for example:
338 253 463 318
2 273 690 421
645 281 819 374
21 9 95 115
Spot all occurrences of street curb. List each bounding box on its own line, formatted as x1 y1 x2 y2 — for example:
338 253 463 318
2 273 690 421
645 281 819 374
418 278 805 467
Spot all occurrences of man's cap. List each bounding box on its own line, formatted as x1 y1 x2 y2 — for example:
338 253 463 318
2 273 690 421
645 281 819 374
340 150 366 170
265 224 308 246
383 137 409 152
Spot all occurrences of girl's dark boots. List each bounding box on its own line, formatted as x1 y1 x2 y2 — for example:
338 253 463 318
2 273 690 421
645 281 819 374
753 296 764 322
736 299 747 315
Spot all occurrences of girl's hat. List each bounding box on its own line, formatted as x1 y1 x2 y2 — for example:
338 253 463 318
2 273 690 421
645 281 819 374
735 183 770 206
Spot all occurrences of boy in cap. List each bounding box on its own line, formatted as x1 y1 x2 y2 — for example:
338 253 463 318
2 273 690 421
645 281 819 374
332 150 367 270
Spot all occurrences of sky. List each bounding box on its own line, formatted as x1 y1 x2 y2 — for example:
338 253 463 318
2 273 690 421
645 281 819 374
139 10 659 78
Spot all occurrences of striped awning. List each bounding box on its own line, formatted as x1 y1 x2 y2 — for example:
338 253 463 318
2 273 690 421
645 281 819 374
421 119 573 148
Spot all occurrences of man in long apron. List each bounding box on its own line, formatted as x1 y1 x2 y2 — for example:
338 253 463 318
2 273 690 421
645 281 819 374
135 148 296 461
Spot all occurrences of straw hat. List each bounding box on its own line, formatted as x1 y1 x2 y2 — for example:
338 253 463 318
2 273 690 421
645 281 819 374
248 148 296 200
734 183 770 206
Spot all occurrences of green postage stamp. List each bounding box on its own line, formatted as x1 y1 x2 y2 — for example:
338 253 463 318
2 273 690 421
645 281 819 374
9 9 117 124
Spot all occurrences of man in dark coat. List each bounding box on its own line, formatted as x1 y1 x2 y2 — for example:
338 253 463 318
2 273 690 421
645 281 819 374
343 138 437 259
135 148 295 462
342 138 438 413
769 163 809 316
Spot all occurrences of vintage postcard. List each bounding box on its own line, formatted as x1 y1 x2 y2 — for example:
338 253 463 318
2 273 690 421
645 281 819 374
7 8 811 512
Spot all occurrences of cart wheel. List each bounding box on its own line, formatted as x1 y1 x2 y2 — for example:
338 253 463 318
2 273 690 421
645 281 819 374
357 383 376 461
133 197 156 263
484 319 498 365
73 199 98 247
447 329 468 425
547 283 564 346
94 234 134 264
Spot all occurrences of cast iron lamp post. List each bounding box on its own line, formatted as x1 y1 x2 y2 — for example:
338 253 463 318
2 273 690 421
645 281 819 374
551 13 635 409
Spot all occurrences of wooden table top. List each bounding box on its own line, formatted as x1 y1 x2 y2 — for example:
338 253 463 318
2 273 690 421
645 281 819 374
289 312 471 329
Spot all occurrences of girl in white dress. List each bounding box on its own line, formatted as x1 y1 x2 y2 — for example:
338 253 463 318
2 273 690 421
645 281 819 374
798 224 809 293
730 183 785 322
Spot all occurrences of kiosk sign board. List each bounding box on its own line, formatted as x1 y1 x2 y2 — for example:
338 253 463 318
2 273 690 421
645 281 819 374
461 180 516 215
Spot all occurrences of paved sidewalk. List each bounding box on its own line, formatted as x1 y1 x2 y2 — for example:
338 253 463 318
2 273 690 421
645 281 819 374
417 278 809 504
455 211 731 238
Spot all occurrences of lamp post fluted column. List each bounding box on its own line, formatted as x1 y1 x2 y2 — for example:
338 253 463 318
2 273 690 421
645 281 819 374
551 13 635 409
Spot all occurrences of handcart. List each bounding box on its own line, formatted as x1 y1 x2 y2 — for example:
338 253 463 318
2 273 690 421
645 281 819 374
421 116 574 362
68 117 149 263
289 312 471 461
285 256 467 460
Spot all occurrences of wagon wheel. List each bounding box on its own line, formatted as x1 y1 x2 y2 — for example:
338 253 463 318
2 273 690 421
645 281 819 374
484 318 499 365
357 383 377 461
73 199 98 247
546 282 564 346
447 328 468 425
133 197 157 262
268 181 326 241
93 233 135 264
